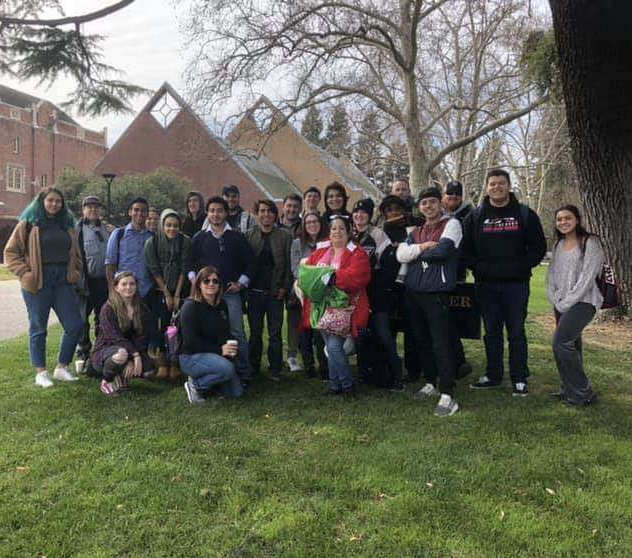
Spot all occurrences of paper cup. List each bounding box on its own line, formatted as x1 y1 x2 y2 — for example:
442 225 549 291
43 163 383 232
75 360 85 374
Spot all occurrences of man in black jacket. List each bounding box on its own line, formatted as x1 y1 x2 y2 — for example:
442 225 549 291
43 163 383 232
246 200 293 381
461 169 546 396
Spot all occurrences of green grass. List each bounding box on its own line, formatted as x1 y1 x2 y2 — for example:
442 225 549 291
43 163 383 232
0 265 629 557
0 266 14 281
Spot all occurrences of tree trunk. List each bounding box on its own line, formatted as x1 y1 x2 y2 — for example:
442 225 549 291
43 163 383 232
549 0 632 310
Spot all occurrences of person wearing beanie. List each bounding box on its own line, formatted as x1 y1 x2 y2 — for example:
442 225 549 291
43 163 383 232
352 198 404 391
396 186 463 416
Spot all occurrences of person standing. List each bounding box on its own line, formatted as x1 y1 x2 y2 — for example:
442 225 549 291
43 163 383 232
461 168 547 396
75 195 110 364
390 178 423 226
352 198 404 391
188 196 255 385
291 210 329 379
396 188 463 417
222 184 256 234
323 182 351 223
4 187 84 387
547 205 604 406
300 215 371 398
144 209 191 380
303 186 322 215
246 200 293 381
441 180 473 378
178 267 243 404
278 193 303 373
182 191 206 238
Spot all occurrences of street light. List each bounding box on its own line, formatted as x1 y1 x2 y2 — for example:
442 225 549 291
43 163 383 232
102 173 116 223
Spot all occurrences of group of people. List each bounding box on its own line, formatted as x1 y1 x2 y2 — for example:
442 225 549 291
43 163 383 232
3 169 605 416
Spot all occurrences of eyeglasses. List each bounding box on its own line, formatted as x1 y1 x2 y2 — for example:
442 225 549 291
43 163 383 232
202 277 220 285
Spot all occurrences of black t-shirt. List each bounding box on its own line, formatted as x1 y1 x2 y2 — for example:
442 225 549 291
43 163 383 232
40 218 71 264
251 233 274 291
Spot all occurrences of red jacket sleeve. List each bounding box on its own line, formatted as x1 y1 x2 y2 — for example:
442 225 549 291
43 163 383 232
335 248 371 293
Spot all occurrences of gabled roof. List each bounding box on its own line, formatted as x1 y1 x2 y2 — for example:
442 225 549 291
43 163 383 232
0 83 78 125
234 151 301 200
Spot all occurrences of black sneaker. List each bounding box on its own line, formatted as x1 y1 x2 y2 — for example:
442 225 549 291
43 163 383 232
456 362 473 379
324 388 342 396
390 380 405 393
470 375 502 389
512 382 529 397
563 394 597 407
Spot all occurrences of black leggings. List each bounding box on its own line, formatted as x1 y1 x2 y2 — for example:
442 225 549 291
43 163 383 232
97 346 153 382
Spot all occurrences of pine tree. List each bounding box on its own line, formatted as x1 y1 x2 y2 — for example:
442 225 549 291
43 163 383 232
300 105 324 147
324 105 352 157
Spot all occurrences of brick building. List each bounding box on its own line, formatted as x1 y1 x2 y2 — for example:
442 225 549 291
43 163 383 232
94 83 301 214
0 83 107 255
228 97 383 210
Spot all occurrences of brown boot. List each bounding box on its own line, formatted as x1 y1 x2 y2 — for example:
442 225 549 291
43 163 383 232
169 362 182 381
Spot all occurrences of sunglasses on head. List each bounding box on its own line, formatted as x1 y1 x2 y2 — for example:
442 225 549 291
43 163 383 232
201 277 220 286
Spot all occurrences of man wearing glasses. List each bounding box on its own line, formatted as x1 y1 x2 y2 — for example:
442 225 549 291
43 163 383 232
188 196 256 385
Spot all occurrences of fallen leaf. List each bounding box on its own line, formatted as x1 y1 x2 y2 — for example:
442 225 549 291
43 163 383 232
349 533 365 542
426 482 434 488
376 493 390 501
116 504 125 510
591 529 598 537
545 488 556 495
199 488 211 497
203 439 214 447
577 467 585 475
499 510 505 520
15 466 29 473
171 474 183 482
264 414 271 419
356 434 370 443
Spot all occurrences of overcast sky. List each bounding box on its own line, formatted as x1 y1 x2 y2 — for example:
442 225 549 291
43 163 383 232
2 0 188 146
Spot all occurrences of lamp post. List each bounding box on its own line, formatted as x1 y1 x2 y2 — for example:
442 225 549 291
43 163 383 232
102 173 116 223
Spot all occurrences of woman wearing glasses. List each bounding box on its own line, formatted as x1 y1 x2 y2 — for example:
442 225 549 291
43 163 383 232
90 271 156 397
178 266 243 404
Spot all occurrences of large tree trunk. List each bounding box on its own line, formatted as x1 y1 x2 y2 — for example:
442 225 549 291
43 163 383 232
549 0 632 310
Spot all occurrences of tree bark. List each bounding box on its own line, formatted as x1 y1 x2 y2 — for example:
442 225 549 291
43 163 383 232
549 0 632 310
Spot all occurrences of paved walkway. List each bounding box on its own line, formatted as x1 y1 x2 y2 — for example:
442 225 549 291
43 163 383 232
0 279 58 341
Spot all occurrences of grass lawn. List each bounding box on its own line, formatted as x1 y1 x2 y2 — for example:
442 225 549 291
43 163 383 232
0 267 630 557
0 266 14 281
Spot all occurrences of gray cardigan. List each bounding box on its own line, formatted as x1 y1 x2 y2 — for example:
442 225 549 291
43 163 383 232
547 236 604 313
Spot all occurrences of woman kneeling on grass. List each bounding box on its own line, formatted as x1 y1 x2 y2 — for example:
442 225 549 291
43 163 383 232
178 266 243 404
91 271 156 397
547 204 604 407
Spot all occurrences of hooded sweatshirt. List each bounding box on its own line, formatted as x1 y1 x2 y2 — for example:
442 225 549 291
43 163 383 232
144 208 191 291
182 191 206 238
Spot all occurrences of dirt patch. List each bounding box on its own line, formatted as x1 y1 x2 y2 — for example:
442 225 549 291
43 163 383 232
534 313 631 351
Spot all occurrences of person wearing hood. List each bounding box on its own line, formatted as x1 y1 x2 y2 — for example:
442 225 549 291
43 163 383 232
322 181 351 224
461 168 546 396
144 208 191 380
182 191 206 238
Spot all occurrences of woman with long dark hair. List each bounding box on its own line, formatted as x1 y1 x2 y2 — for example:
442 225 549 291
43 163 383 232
291 211 329 379
547 204 604 406
178 266 243 404
4 187 84 388
91 271 156 397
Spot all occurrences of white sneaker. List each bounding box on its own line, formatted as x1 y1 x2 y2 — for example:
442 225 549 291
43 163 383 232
417 383 439 399
35 371 54 388
53 366 79 382
434 394 459 417
287 356 303 373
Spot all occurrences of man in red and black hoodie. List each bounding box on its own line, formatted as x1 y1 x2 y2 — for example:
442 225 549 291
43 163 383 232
461 169 546 397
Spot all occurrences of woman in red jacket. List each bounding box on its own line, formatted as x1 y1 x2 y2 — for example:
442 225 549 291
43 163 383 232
300 215 371 397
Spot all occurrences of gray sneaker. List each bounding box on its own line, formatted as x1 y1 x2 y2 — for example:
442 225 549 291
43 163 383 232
184 379 205 404
434 395 459 417
417 383 439 399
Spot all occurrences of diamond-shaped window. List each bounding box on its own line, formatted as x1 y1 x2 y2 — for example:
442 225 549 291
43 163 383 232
149 92 182 128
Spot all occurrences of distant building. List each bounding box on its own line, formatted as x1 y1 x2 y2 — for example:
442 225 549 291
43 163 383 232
94 83 301 215
0 83 107 257
228 97 383 209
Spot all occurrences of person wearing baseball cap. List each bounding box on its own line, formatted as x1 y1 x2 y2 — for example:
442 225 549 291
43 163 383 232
396 186 464 416
221 184 256 234
352 198 404 391
76 195 109 366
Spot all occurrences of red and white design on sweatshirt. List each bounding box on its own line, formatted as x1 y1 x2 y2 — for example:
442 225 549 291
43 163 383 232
481 216 520 234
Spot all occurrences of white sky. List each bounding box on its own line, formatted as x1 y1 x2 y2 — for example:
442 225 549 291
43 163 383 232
2 0 188 146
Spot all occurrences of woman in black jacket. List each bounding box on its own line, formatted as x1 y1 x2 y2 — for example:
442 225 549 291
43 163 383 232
178 266 243 403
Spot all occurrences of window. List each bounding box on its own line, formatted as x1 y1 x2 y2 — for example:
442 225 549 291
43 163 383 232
12 137 20 154
76 127 85 140
10 108 21 120
41 174 47 188
149 91 182 129
6 164 26 193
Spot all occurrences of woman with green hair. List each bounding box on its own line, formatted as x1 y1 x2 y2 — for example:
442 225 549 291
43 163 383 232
3 187 84 388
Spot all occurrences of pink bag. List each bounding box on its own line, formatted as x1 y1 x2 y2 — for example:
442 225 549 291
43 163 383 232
317 305 354 337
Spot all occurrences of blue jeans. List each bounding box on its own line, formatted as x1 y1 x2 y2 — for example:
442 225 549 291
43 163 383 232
247 291 284 376
179 352 243 398
22 263 84 368
322 332 353 391
477 281 530 384
223 292 252 380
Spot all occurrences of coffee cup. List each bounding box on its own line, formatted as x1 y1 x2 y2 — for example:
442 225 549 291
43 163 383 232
75 359 85 374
